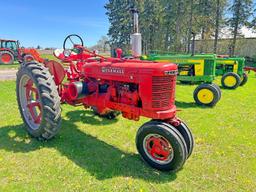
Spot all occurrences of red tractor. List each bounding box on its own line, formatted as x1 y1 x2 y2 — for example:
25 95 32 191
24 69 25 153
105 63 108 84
0 39 44 65
16 35 194 172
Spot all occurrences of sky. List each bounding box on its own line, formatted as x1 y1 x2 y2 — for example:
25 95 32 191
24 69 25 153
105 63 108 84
1 0 256 48
0 0 109 48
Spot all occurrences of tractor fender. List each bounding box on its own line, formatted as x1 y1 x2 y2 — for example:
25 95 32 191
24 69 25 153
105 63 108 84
44 60 65 85
0 48 15 55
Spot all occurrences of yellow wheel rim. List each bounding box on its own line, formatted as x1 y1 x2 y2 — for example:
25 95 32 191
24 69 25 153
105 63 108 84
224 76 237 87
197 89 214 104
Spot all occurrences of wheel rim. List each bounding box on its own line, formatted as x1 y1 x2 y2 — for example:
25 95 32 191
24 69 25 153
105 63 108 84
19 75 42 130
2 53 12 64
197 88 214 104
143 134 174 165
224 76 237 87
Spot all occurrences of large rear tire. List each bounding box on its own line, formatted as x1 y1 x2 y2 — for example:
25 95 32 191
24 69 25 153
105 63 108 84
0 51 14 64
136 121 188 172
16 62 62 140
23 54 35 63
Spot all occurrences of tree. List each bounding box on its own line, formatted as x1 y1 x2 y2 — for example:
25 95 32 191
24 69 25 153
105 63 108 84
90 36 110 52
227 0 253 56
105 0 134 52
213 0 227 53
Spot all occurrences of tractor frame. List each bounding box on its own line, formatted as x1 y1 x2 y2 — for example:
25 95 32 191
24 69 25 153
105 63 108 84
16 34 194 172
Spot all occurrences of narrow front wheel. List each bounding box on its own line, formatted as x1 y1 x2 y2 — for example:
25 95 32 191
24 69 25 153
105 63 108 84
221 72 241 89
193 83 220 106
239 72 248 86
136 121 188 172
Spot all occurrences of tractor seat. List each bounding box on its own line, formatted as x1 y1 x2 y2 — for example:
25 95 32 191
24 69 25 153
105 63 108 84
53 49 77 60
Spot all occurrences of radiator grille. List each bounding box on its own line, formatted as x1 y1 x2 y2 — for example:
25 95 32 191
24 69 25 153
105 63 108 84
152 76 175 108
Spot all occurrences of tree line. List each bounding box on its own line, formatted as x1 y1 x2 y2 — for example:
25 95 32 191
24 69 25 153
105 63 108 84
105 0 255 56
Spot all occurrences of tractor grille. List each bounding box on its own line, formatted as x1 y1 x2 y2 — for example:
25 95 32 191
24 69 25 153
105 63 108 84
152 76 175 108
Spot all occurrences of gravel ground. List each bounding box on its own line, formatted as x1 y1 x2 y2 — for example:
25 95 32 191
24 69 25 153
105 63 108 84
0 69 17 80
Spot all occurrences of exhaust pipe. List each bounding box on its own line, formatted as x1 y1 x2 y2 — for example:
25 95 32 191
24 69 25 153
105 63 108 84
130 7 142 57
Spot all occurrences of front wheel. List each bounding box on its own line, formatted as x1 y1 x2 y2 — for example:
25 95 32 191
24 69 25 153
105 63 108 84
16 62 62 140
239 72 248 86
175 121 194 158
136 121 188 172
193 83 220 106
221 72 241 89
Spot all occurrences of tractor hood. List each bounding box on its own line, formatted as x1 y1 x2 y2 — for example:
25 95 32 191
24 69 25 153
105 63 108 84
83 59 178 82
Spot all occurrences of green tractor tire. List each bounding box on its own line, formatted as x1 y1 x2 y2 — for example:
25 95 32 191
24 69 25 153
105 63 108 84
210 83 222 101
193 83 220 106
239 72 248 86
221 72 241 89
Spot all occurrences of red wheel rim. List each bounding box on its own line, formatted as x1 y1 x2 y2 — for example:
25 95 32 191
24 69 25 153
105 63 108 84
24 79 42 124
143 134 173 164
1 53 12 64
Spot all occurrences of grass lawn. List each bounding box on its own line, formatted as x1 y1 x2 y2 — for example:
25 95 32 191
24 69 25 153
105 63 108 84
0 74 255 191
0 62 20 70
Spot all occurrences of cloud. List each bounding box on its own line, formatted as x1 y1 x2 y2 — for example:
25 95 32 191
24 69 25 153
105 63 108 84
241 26 256 38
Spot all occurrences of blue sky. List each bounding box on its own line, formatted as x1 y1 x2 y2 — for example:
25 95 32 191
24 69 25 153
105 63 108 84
0 0 109 48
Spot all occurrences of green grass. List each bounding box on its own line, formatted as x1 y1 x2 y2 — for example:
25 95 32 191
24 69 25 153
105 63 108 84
0 62 20 70
0 74 255 191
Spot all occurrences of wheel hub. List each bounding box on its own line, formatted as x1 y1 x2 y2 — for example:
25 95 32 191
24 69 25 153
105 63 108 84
2 53 11 64
143 134 174 165
19 75 42 129
224 76 236 87
197 88 214 104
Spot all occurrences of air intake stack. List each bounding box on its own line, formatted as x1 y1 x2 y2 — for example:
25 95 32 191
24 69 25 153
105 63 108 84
130 8 142 57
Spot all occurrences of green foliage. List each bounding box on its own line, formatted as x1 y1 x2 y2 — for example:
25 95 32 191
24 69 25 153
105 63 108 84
105 0 255 54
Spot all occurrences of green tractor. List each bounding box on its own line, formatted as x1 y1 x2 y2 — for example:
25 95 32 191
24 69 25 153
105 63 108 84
216 56 248 89
142 54 221 107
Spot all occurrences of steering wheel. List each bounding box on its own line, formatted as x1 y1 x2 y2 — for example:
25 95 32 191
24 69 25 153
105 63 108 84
63 34 84 50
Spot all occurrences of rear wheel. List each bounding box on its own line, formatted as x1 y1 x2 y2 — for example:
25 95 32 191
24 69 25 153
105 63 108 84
23 54 35 63
136 121 188 172
193 83 219 106
221 72 241 89
239 72 248 86
16 62 62 140
0 51 14 64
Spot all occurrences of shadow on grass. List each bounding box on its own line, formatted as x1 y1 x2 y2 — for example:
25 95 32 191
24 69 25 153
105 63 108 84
0 113 177 183
176 101 210 109
65 110 118 125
